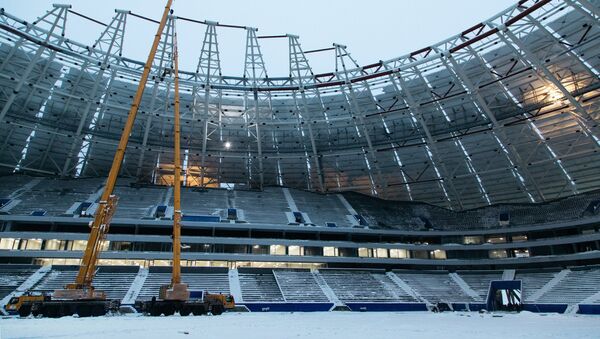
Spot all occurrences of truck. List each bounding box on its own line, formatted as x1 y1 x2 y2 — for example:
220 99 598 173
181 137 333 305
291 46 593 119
138 288 235 316
4 293 46 316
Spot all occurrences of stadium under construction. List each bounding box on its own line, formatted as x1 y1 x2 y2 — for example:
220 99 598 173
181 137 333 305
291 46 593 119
0 0 599 321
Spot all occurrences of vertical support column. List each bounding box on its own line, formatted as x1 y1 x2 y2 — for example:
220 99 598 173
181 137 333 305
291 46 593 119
253 89 265 189
196 22 222 188
243 28 268 190
199 117 210 187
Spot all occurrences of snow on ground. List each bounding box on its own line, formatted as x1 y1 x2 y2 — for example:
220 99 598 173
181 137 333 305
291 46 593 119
1 312 599 339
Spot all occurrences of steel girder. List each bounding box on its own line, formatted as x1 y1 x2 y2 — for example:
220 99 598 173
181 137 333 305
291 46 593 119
0 0 598 210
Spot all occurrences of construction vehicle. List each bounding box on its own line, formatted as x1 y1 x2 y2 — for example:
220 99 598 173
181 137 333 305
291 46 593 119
138 26 233 317
138 289 235 316
4 293 46 316
16 0 174 318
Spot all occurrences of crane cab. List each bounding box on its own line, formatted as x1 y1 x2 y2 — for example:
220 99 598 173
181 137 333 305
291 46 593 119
4 293 47 316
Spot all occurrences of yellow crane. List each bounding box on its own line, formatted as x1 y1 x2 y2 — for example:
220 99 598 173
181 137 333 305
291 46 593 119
15 0 233 317
17 0 174 318
162 26 187 301
140 28 234 317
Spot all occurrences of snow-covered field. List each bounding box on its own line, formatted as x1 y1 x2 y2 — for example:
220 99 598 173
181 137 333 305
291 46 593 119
1 312 599 339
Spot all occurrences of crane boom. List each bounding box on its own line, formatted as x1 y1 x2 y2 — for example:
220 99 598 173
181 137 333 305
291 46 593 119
158 22 189 302
60 0 174 297
171 29 182 286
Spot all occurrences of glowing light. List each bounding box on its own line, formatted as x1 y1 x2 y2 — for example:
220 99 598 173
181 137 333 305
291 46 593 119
547 86 563 102
224 141 232 149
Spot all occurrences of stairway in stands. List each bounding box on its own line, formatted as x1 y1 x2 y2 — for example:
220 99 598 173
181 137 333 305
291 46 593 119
238 270 284 302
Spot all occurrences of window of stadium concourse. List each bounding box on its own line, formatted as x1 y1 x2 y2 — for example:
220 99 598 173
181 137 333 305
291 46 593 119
269 245 286 255
224 245 248 254
489 250 508 259
70 240 88 251
43 239 66 251
389 249 409 259
530 247 552 257
198 244 212 253
486 236 507 244
511 235 528 242
34 258 234 268
553 244 575 255
576 242 598 252
358 248 372 258
412 250 429 259
0 238 18 250
21 239 42 250
109 242 132 251
251 245 269 255
97 259 147 267
338 248 358 257
374 248 389 258
303 247 323 256
287 246 304 256
463 236 484 245
430 249 447 260
513 249 530 258
447 250 489 260
323 247 338 257
179 260 228 267
34 258 81 266
235 262 325 269
236 261 291 268
441 236 462 245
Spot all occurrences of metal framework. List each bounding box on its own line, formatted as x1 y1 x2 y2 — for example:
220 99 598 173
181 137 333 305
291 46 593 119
0 0 598 210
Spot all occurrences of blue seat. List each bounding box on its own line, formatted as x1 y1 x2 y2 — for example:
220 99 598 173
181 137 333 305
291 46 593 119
31 210 47 216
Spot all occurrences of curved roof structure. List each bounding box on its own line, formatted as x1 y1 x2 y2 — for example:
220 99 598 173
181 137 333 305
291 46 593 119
0 0 598 210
